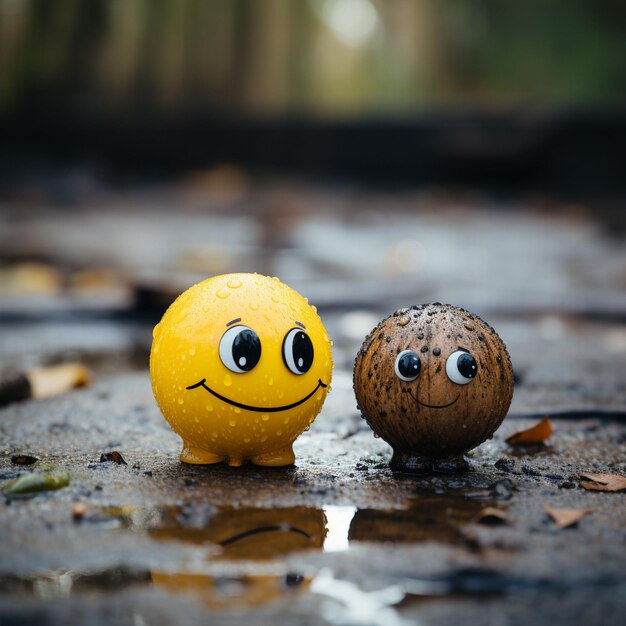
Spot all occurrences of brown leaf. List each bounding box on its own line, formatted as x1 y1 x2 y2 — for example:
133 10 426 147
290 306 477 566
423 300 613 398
473 507 508 525
100 451 127 465
506 417 553 445
579 472 626 492
544 504 595 528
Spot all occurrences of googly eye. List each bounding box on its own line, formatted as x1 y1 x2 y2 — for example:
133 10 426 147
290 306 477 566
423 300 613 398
445 350 477 385
219 325 261 373
394 350 421 382
282 328 314 375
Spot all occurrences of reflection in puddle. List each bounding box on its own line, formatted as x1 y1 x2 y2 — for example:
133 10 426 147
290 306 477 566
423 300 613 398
323 506 357 552
349 496 486 545
151 505 327 560
149 506 325 608
5 489 496 613
151 570 312 610
145 493 486 611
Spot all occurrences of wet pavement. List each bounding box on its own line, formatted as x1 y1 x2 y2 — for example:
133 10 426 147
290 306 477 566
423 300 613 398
1 184 625 625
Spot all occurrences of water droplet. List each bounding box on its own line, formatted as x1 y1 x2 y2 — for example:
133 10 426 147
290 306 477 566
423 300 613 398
189 346 196 356
212 431 218 438
276 429 282 436
229 419 237 427
267 377 273 386
216 287 230 299
311 305 317 313
202 303 211 313
244 436 251 443
260 435 268 442
271 294 280 303
373 433 380 438
330 340 334 347
194 416 200 423
181 354 186 361
206 403 213 412
152 323 161 339
227 277 242 289
261 414 270 422
249 301 259 311
283 416 290 425
223 374 233 387
234 407 241 414
177 397 184 405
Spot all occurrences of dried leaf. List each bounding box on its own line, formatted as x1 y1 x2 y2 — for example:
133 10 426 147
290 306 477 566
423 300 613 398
506 417 553 445
474 507 508 525
579 472 626 492
544 504 595 528
29 363 90 400
100 451 127 465
1 470 70 496
11 454 39 466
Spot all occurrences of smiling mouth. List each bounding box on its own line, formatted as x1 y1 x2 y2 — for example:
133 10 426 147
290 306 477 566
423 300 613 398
407 389 459 409
186 378 327 413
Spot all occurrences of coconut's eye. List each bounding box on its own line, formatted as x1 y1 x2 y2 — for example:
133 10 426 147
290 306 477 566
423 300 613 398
446 350 477 384
219 325 261 373
283 328 314 374
394 350 421 382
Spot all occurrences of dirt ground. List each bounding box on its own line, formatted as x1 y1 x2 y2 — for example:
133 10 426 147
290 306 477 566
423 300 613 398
1 183 625 625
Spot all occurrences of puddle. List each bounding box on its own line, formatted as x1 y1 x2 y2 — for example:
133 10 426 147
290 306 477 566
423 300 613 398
1 489 496 613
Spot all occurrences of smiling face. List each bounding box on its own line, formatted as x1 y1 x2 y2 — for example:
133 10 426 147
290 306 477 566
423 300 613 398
353 304 514 458
150 274 332 462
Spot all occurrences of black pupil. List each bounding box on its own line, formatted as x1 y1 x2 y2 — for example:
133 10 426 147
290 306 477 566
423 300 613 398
291 331 314 373
457 352 477 378
232 329 261 371
398 352 421 379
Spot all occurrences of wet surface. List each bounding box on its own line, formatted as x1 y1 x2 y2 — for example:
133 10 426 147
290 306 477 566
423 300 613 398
1 186 625 625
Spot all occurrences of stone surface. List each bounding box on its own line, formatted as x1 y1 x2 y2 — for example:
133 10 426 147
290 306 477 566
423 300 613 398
1 188 625 625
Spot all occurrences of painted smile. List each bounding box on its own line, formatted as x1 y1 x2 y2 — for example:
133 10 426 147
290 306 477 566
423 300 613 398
408 389 459 409
186 378 327 413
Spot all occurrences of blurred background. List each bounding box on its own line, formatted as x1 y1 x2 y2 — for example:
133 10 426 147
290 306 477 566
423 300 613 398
1 0 625 190
0 0 625 408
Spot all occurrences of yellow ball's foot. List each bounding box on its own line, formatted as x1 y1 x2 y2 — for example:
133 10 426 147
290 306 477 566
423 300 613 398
250 445 296 467
180 444 225 465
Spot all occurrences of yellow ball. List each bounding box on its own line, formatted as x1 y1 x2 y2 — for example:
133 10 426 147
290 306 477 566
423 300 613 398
150 273 332 467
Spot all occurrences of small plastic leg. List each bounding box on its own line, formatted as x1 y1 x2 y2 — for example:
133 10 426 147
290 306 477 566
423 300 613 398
250 445 296 467
180 443 225 465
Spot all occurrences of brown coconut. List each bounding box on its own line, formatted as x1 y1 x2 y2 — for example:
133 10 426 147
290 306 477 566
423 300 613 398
353 304 514 472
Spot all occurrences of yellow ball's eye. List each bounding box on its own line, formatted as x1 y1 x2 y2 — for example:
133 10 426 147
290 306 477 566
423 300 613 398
282 328 314 375
219 325 261 373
